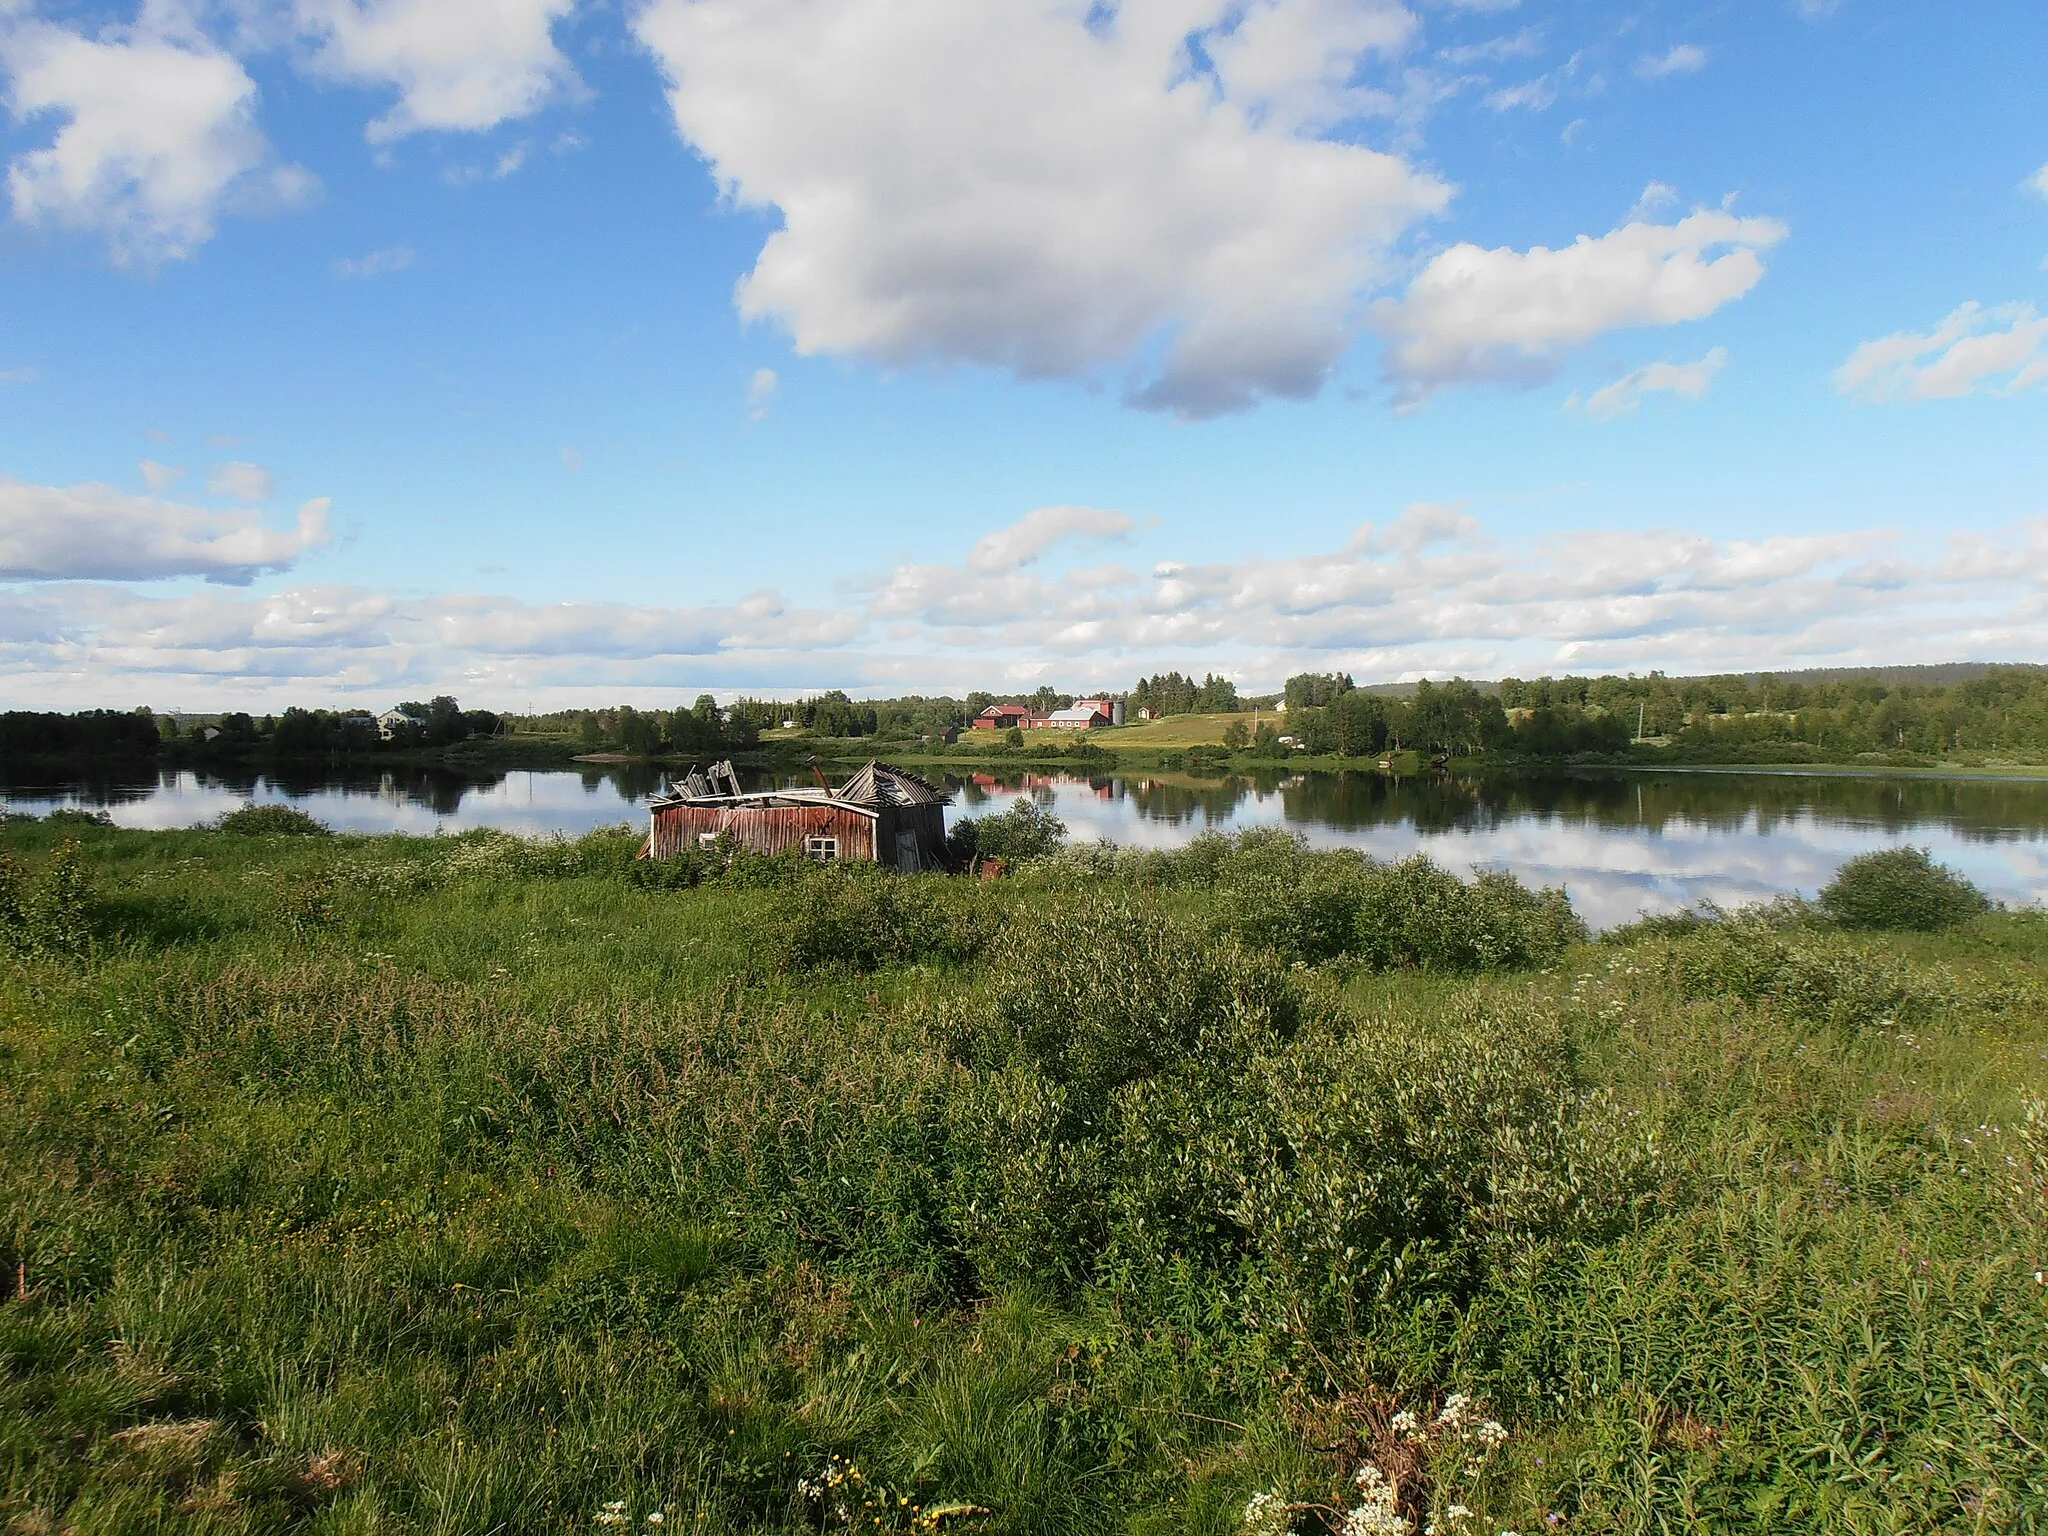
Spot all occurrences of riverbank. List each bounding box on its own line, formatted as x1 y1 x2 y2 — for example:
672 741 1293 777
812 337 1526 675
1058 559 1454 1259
33 727 2048 789
746 732 2048 784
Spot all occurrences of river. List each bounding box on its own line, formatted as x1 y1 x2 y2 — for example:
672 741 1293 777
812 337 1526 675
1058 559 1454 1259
6 761 2047 930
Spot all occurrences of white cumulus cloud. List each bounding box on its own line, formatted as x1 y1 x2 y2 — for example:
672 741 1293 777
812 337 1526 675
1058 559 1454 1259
0 476 329 583
2031 162 2048 200
208 460 276 502
1374 208 1786 398
967 505 1139 575
13 500 2048 704
294 0 579 143
1574 346 1727 419
842 504 2048 687
634 0 1449 417
0 8 312 264
1834 301 2048 403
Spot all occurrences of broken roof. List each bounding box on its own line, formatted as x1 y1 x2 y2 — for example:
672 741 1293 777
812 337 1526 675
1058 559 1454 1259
648 760 947 815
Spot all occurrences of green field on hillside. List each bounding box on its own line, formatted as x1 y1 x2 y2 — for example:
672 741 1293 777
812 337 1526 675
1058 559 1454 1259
3 819 2044 1533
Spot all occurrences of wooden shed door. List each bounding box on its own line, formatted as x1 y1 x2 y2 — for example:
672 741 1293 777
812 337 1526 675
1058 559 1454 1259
896 831 921 872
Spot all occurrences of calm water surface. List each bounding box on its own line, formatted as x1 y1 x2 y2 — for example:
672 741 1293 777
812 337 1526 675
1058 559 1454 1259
8 762 2048 929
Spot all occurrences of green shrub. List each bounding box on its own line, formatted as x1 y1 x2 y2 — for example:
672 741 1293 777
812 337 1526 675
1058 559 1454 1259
1600 903 1723 944
962 798 1067 864
1034 829 1237 889
771 866 997 973
1219 1000 1663 1315
941 908 1654 1310
943 817 981 869
211 801 332 837
1352 856 1584 972
952 897 1297 1104
1667 921 1948 1028
1211 832 1370 963
1044 835 1585 974
939 899 1300 1291
0 839 95 957
40 807 115 828
1817 846 1990 931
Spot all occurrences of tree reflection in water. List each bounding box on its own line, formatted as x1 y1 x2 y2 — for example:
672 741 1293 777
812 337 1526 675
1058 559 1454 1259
944 767 2048 846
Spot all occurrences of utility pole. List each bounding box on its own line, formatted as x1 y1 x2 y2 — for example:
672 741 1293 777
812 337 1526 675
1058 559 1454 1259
1636 702 1645 743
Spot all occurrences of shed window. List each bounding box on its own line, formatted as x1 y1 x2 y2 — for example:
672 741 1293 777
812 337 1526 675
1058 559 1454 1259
697 832 719 849
805 836 839 862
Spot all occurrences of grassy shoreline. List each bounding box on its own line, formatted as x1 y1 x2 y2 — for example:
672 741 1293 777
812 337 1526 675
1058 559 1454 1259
23 729 2048 790
3 820 2045 1532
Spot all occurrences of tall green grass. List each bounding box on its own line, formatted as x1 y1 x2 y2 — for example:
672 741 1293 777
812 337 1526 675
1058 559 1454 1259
1 819 2043 1533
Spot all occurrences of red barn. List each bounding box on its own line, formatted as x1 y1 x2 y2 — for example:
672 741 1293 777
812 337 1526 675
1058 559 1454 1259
970 703 1034 730
642 760 951 871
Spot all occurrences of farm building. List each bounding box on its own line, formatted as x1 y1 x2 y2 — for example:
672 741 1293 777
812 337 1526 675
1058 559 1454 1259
970 703 1033 730
641 759 951 871
1039 698 1124 728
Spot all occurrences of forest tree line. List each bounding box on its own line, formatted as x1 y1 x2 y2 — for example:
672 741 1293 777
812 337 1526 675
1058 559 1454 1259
1275 664 2048 759
8 664 2048 763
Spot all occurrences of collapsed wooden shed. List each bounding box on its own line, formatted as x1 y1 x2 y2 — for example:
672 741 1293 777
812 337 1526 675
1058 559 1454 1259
642 759 951 871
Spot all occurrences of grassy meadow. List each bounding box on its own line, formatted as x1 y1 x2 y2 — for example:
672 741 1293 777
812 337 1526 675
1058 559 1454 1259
2 815 2046 1534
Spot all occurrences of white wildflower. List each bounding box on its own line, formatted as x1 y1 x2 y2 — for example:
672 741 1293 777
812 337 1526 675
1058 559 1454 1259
1476 1419 1508 1450
1341 1463 1410 1536
595 1502 628 1528
1339 1499 1412 1536
1390 1408 1422 1438
1242 1490 1292 1536
1437 1393 1473 1431
1447 1507 1473 1521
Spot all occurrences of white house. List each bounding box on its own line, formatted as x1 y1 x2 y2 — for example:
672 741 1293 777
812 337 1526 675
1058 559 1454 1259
376 707 424 741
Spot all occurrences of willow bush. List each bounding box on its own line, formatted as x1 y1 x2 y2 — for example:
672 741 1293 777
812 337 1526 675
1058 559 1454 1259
1817 844 1992 931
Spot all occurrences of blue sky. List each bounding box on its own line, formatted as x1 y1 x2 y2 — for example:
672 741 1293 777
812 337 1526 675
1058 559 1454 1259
1 0 2044 708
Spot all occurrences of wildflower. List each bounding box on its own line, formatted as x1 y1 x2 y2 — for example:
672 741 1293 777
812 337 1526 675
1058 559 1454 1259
1241 1490 1291 1536
596 1502 628 1527
1341 1464 1410 1536
1447 1507 1473 1521
1436 1393 1473 1432
1390 1409 1422 1438
1476 1419 1508 1451
646 1517 664 1528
